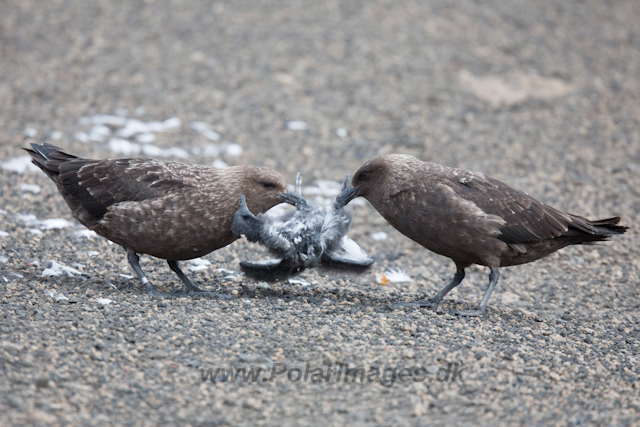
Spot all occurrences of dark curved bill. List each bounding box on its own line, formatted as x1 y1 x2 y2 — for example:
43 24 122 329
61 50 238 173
278 190 308 207
334 185 360 209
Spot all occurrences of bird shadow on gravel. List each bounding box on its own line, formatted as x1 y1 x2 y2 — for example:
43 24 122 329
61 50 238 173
26 266 559 321
238 261 374 281
234 281 509 318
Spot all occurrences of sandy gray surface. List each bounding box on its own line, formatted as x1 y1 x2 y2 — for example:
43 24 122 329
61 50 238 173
1 0 639 425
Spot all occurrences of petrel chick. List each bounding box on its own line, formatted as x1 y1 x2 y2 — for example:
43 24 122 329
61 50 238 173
231 173 374 274
349 154 628 316
25 143 288 298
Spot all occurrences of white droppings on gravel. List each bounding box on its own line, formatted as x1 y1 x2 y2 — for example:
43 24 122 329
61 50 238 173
370 231 388 241
86 251 99 257
39 218 75 230
145 121 167 133
29 229 43 235
41 260 82 277
86 115 184 155
88 125 111 142
19 184 41 194
141 145 189 159
109 138 141 155
23 128 37 138
161 117 182 130
0 255 8 264
0 231 9 237
0 156 39 174
96 298 114 306
186 258 211 272
138 144 163 157
45 289 69 302
190 121 221 141
286 121 309 130
77 112 236 163
135 133 156 143
217 267 242 280
222 143 243 157
197 142 243 158
17 213 74 230
71 229 97 240
116 119 154 138
91 124 111 136
201 144 220 157
16 213 39 226
212 159 228 168
75 131 89 143
114 107 129 117
336 127 348 138
193 143 236 159
79 114 127 127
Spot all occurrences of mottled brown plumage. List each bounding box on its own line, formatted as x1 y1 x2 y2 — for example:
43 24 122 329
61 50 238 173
351 154 628 316
25 143 288 298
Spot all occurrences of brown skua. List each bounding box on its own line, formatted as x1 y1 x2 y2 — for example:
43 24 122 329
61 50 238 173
25 143 288 298
349 154 628 316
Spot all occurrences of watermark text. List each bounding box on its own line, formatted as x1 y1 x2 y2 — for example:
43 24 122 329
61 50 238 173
200 362 465 387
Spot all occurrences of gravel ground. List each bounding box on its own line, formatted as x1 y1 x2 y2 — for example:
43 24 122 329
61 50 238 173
1 0 639 425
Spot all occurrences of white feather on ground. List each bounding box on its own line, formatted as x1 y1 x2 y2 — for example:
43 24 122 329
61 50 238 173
42 260 82 277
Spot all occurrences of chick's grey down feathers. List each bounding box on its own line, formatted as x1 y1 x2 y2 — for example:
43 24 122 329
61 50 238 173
231 173 374 272
350 154 627 316
25 143 288 297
